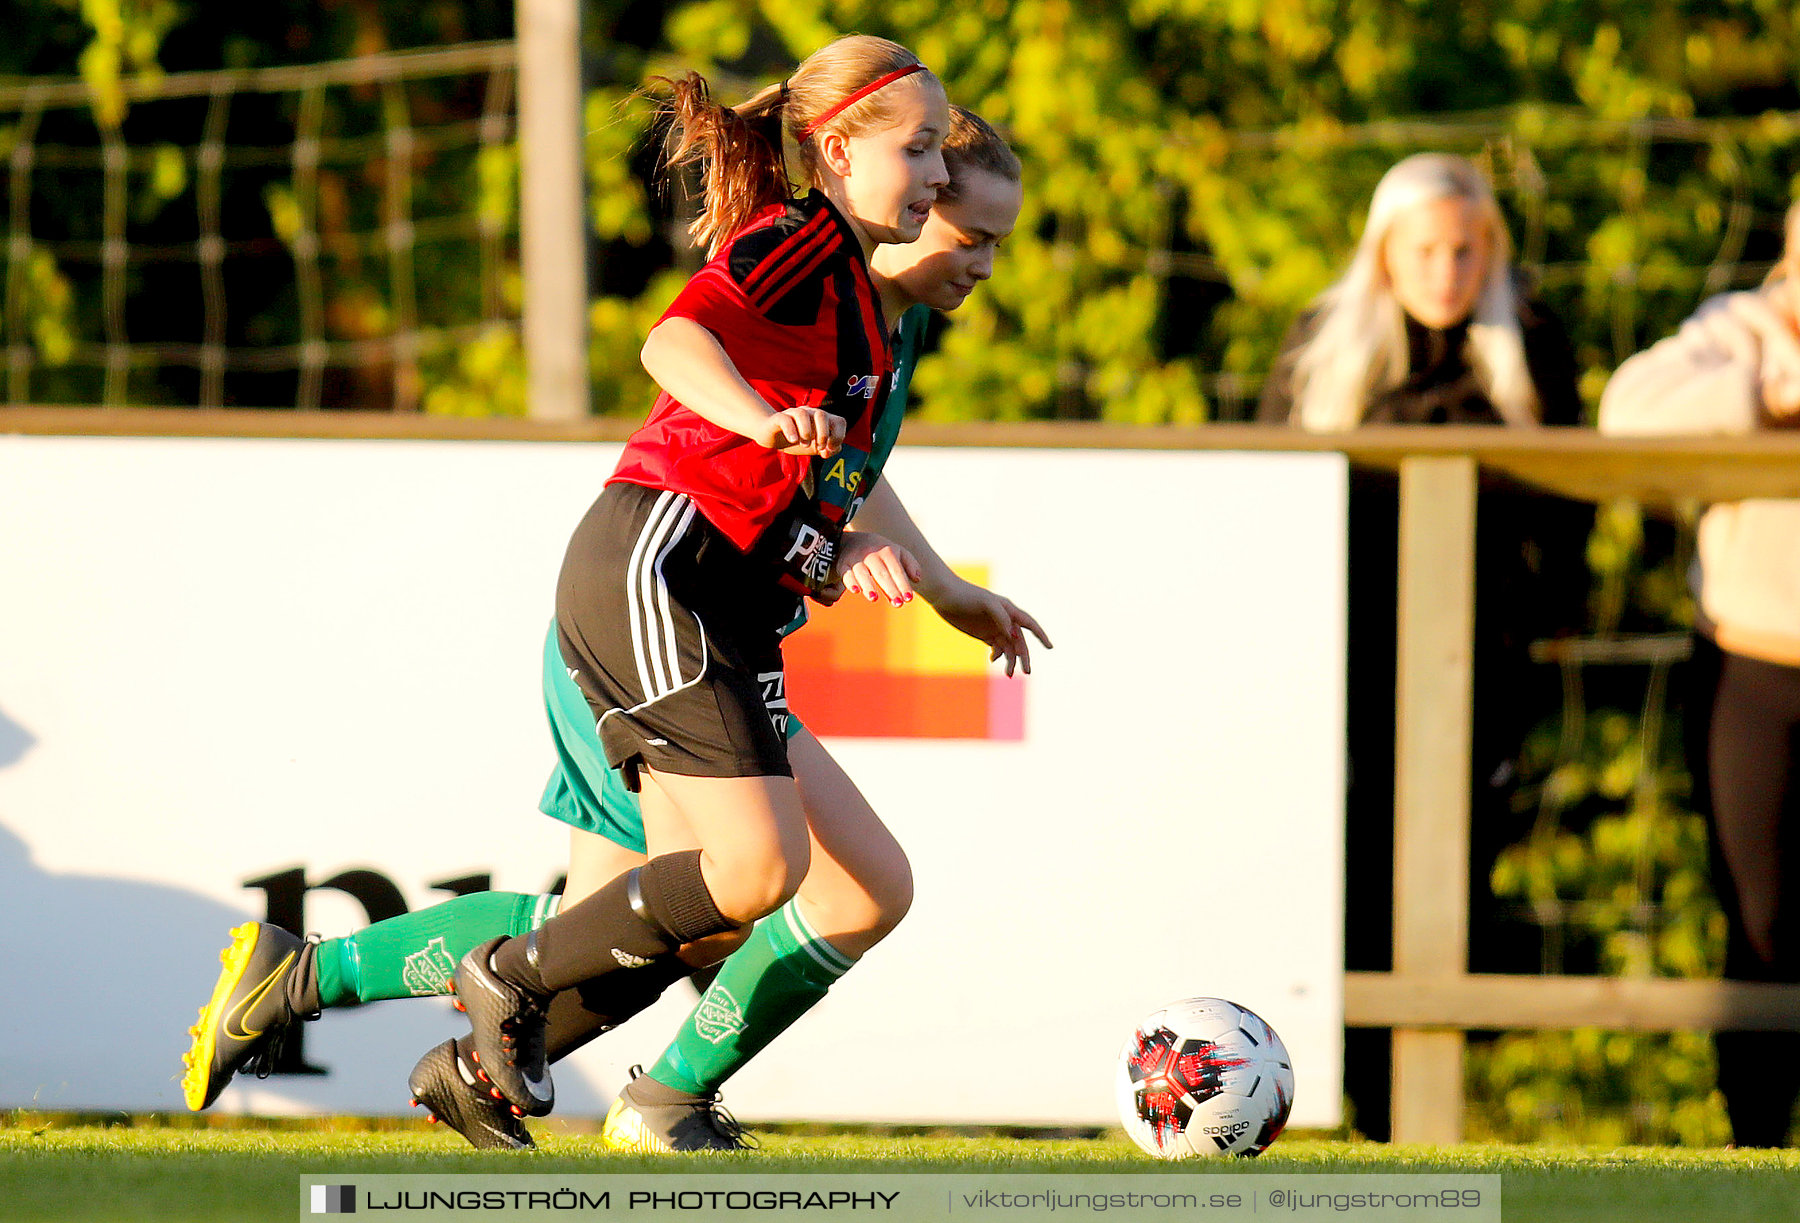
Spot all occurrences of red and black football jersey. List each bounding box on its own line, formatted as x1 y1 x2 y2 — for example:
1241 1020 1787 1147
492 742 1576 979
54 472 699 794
609 190 894 593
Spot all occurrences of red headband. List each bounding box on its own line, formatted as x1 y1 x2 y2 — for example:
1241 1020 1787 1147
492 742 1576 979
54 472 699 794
799 63 927 141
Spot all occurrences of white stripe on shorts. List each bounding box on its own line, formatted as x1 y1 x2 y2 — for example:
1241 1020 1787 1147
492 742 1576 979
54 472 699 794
623 490 676 701
597 489 713 746
651 499 696 694
626 491 696 700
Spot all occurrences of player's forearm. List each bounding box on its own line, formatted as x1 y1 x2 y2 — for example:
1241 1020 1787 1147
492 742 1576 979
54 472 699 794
851 480 959 601
641 318 782 443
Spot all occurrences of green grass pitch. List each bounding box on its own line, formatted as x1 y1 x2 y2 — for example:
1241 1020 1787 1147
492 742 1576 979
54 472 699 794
3 1117 1797 1223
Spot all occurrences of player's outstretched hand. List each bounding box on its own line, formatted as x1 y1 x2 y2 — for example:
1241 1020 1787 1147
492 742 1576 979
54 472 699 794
927 577 1052 678
833 531 922 607
762 406 846 457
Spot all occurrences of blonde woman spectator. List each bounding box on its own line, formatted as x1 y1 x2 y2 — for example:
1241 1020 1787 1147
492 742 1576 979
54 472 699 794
1599 204 1800 1148
1259 152 1580 428
1261 152 1588 1141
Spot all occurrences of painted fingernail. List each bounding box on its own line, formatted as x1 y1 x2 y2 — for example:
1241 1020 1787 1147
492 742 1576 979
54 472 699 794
891 598 903 607
848 585 861 595
866 591 878 601
903 593 914 603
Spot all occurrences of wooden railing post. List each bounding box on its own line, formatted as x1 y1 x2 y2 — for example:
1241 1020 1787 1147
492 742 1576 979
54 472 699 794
517 0 589 421
1390 455 1478 1144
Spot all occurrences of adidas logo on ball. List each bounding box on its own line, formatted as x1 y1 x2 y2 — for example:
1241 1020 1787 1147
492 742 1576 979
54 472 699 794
1198 1120 1253 1137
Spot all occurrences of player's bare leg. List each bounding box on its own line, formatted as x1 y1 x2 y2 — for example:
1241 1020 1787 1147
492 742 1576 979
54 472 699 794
562 828 646 907
636 770 812 924
786 729 913 955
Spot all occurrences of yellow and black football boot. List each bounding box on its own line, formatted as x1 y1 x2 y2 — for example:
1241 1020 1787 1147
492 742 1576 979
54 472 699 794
180 922 311 1111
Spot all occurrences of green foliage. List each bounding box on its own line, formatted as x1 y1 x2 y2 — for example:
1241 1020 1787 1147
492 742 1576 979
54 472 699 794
475 145 518 237
72 0 180 129
22 252 78 368
588 268 686 419
420 324 526 418
8 0 1800 416
1468 1028 1730 1147
584 89 654 245
1491 701 1723 975
1473 681 1731 1146
1467 493 1732 1146
4 249 78 368
3 0 518 407
561 0 1800 421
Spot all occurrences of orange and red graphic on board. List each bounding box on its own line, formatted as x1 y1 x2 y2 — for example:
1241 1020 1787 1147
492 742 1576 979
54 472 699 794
784 564 1026 740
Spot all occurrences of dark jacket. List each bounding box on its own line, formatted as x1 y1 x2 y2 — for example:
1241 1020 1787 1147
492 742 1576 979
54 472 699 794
1255 299 1583 426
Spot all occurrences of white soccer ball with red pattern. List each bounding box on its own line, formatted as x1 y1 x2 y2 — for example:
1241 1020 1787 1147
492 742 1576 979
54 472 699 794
1115 997 1294 1158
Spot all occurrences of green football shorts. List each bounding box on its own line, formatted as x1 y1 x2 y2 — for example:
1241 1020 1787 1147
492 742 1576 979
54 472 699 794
537 621 802 854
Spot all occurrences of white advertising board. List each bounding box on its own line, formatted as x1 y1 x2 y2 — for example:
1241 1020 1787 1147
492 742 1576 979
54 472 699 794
0 436 1345 1126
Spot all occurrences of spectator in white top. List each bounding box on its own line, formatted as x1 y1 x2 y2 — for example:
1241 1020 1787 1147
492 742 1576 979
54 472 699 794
1599 201 1800 1148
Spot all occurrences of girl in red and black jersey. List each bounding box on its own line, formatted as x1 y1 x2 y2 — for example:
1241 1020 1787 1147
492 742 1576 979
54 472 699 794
433 35 1003 1128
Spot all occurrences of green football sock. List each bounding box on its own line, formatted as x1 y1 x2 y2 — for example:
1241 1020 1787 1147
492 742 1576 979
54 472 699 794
314 891 561 1007
646 899 855 1096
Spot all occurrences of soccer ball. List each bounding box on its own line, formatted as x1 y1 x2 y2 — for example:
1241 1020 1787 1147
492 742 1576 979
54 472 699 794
1115 997 1294 1159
